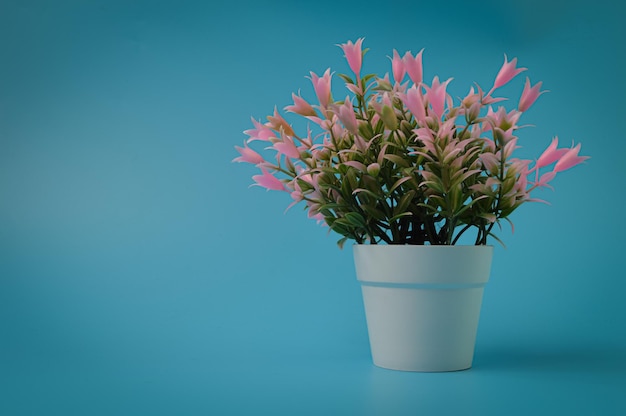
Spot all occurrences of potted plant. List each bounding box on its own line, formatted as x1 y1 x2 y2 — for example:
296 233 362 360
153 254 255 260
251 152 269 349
234 38 588 371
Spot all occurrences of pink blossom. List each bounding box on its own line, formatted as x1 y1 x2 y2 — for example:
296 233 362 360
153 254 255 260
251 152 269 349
438 119 457 142
233 142 265 165
399 85 427 124
273 134 300 159
413 126 437 154
308 211 326 224
252 168 285 191
461 86 480 108
285 93 317 117
336 96 359 134
305 115 325 127
382 91 394 108
425 76 451 118
466 102 481 122
518 78 545 112
331 120 344 138
267 107 295 136
345 83 363 96
536 171 557 187
391 50 406 84
338 38 364 78
244 117 276 142
492 55 526 90
486 106 521 132
309 69 333 108
534 137 569 170
285 187 305 212
553 143 589 172
403 49 424 85
298 172 318 187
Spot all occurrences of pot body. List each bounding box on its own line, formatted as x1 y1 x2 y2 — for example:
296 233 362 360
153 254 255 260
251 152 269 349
354 245 493 372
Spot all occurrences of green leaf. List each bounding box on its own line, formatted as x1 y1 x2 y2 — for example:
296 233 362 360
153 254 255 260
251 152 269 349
486 230 507 248
450 169 481 189
388 176 413 194
337 73 355 85
352 188 382 200
454 195 490 217
340 178 353 202
395 190 416 214
344 212 367 228
346 169 359 191
329 219 352 237
382 154 410 168
501 176 516 195
388 212 413 223
361 204 386 221
319 202 344 212
358 122 374 140
296 178 315 192
337 236 349 249
362 73 376 83
422 179 445 194
427 195 448 210
381 105 398 130
478 212 497 223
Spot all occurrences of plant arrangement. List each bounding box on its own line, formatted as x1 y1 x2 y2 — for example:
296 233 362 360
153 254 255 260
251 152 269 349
234 38 588 247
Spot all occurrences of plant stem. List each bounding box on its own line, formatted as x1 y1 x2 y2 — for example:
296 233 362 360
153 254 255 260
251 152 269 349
451 223 473 245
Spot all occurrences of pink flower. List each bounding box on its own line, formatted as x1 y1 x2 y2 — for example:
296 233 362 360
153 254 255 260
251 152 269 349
267 107 295 136
285 93 317 117
492 55 526 90
461 86 480 108
308 211 326 225
233 142 265 165
336 96 359 134
273 134 300 159
244 118 276 142
534 137 569 170
309 69 333 108
403 49 424 85
553 143 589 172
518 78 545 112
252 168 285 191
391 50 406 84
338 38 364 78
399 85 427 124
536 171 557 187
345 83 363 96
413 126 436 154
424 76 451 118
485 106 521 132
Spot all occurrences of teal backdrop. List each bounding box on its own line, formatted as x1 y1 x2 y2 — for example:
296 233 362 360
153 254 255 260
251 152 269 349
1 0 625 414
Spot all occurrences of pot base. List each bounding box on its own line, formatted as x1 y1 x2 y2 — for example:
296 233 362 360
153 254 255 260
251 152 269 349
361 284 485 372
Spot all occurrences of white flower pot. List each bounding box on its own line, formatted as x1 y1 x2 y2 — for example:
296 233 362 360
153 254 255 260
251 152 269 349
353 245 493 372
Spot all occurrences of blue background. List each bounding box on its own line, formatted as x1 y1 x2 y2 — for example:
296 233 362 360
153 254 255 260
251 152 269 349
1 0 625 414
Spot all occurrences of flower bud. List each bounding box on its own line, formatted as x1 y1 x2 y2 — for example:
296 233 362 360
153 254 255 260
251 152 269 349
466 102 481 123
376 78 393 91
381 105 398 130
367 163 381 177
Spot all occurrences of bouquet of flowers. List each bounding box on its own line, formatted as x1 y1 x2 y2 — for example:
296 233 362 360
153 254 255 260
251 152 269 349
234 38 588 247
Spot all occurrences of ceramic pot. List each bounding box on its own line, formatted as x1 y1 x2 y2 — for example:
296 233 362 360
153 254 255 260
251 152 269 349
353 244 493 372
